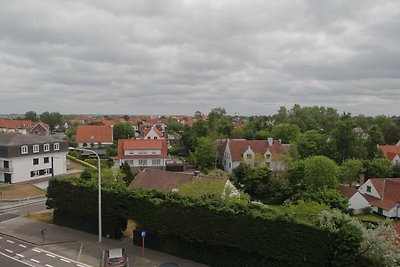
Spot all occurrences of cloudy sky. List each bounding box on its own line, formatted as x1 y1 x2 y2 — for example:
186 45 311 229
1 0 399 116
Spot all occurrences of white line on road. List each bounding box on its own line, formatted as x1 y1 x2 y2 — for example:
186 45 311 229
5 249 13 253
46 264 54 267
35 247 94 267
0 210 19 215
77 264 86 267
60 258 71 263
19 244 27 248
6 239 14 244
0 250 35 267
46 253 56 258
30 258 40 263
32 248 41 253
16 253 24 258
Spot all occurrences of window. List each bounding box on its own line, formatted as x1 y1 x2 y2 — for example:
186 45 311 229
33 145 39 153
246 154 252 160
44 157 49 164
265 153 271 160
30 170 40 177
44 144 50 152
21 145 28 154
33 158 39 165
152 159 161 165
366 185 371 193
138 159 147 166
54 143 59 151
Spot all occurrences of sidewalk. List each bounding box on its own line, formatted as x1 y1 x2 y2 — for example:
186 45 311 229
0 216 209 267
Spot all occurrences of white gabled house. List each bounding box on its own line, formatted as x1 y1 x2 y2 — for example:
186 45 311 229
218 138 289 173
358 178 400 218
118 138 167 170
379 145 400 166
0 132 68 183
338 185 370 214
143 126 164 140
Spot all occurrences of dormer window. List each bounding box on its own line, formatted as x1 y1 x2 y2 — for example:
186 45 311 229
265 153 271 160
44 144 50 152
54 143 59 151
33 145 39 153
246 154 252 160
21 145 28 154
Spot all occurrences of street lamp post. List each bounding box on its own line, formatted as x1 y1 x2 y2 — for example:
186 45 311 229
68 147 102 242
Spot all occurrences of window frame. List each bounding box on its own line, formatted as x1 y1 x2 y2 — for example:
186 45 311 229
44 144 50 152
33 158 39 165
33 144 40 153
44 157 50 164
366 185 371 193
54 143 60 151
21 145 28 154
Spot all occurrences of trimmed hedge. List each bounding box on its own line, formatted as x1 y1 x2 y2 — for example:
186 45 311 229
47 177 361 267
67 154 96 170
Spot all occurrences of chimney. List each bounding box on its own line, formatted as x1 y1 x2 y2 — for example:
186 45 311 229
267 137 273 146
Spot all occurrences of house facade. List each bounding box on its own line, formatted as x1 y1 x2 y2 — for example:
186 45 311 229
143 127 164 140
338 185 370 214
379 145 400 165
118 139 167 169
219 138 288 173
0 132 68 183
358 178 400 218
76 125 113 148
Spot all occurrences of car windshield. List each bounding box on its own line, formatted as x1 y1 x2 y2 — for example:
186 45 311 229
109 257 123 263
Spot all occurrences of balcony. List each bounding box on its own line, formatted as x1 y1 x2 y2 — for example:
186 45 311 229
0 167 13 173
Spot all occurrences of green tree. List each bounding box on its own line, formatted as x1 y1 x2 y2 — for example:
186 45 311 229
296 188 349 213
120 161 135 186
231 127 245 139
208 107 226 132
254 130 271 140
339 159 365 186
194 137 218 170
374 115 400 145
113 122 134 140
366 158 393 178
365 125 384 159
304 156 339 189
295 130 333 159
80 167 94 180
40 111 63 133
271 123 300 144
24 111 38 122
392 163 400 177
274 106 289 124
166 118 182 133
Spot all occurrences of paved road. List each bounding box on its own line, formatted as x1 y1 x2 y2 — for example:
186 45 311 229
0 200 47 223
0 234 92 267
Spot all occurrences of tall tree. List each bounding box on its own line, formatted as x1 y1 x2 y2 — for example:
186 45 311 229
113 122 134 140
365 125 384 159
366 158 393 178
194 137 218 170
304 156 339 189
24 111 38 122
271 123 300 144
339 159 365 186
295 130 333 159
40 111 62 133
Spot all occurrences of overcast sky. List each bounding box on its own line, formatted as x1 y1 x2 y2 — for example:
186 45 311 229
1 0 399 116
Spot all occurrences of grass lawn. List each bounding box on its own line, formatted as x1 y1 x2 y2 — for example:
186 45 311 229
25 210 53 224
353 213 391 223
67 159 85 171
0 184 46 200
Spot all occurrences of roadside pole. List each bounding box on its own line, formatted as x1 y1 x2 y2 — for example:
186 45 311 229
141 231 146 257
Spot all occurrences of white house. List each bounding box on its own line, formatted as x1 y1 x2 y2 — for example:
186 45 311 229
379 145 400 165
143 126 164 140
218 138 289 173
338 185 370 214
0 132 68 183
358 178 400 218
118 139 167 169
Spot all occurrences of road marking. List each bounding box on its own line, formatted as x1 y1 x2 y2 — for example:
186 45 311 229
46 253 56 258
60 258 71 263
32 248 41 253
0 210 19 215
0 236 2 239
19 244 27 248
46 264 54 267
5 249 13 253
6 239 14 244
30 258 40 263
35 247 94 267
0 250 35 266
77 264 86 267
16 253 24 258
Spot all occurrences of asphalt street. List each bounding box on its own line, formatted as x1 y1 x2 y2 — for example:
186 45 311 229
0 200 47 223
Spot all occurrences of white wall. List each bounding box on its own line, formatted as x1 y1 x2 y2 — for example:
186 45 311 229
4 151 67 183
124 149 161 156
144 128 161 139
358 180 381 198
349 193 370 214
121 158 165 167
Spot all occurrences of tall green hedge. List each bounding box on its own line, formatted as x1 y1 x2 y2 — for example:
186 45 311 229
46 177 361 266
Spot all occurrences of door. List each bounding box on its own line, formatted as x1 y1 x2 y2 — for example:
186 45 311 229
4 173 11 184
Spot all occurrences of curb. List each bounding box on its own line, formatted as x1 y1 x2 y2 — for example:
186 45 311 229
0 195 46 203
0 198 47 211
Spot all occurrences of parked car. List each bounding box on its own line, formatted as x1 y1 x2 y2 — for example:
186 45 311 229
159 263 180 267
105 248 127 267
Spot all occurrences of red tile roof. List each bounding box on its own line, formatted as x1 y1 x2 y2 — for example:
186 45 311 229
76 125 113 143
222 139 284 161
0 119 37 130
143 127 163 138
338 185 358 199
366 178 400 210
380 145 400 160
118 139 167 159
